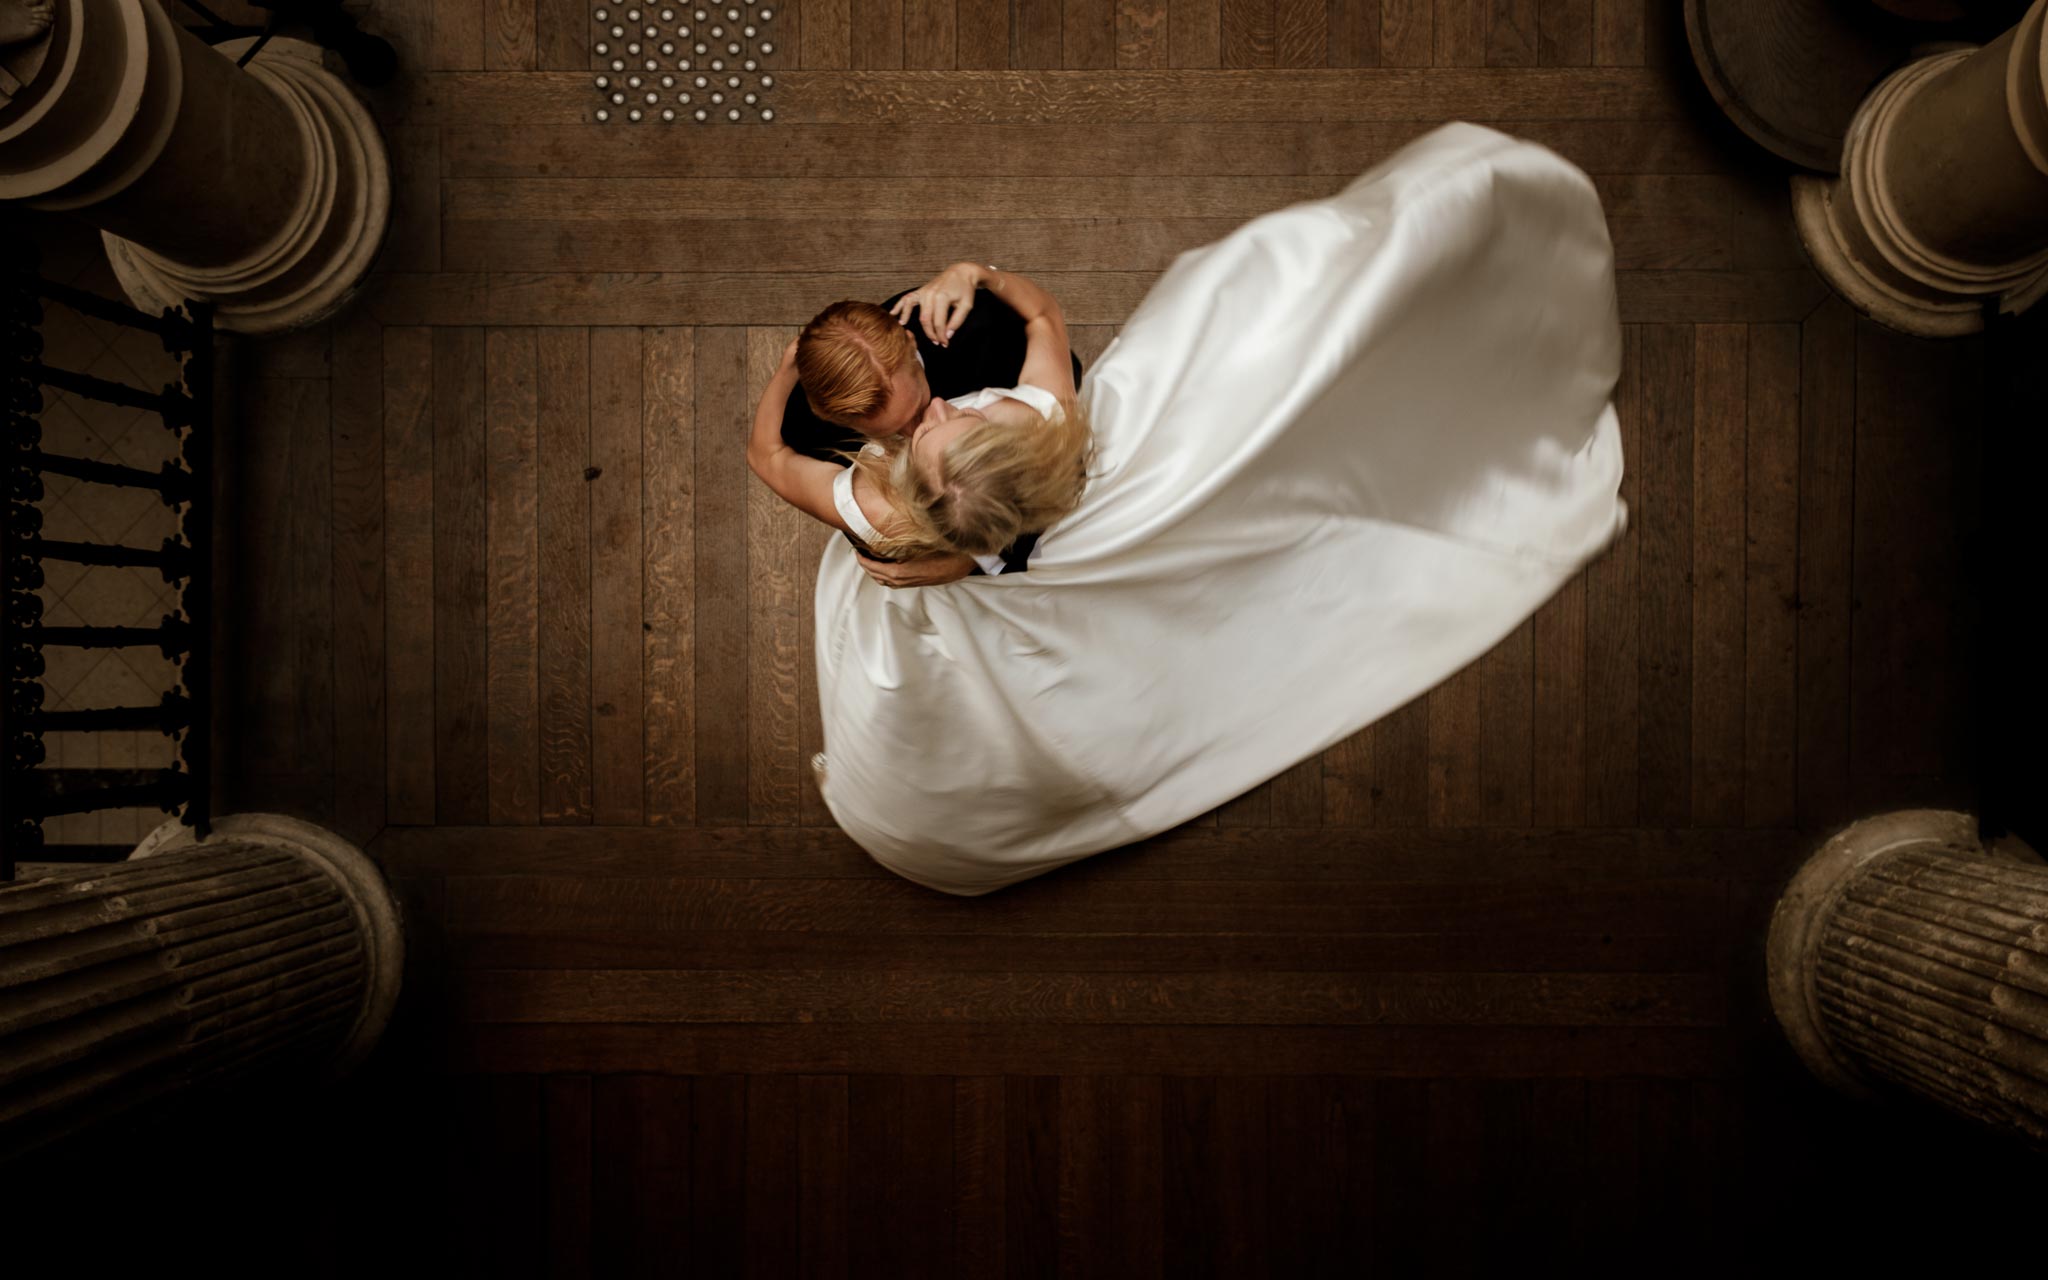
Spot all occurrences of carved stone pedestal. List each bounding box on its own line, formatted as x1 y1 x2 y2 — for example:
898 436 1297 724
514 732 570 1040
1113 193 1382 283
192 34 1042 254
0 0 390 333
0 813 403 1162
1792 0 2048 335
1768 810 2048 1149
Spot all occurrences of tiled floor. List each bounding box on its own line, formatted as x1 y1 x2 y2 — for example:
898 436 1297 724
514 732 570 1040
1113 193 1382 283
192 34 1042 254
28 227 191 849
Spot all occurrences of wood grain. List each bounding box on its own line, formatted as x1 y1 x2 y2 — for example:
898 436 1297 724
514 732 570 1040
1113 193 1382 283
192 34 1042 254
1636 323 1694 827
851 0 904 68
536 328 593 823
746 328 803 826
957 0 1008 67
484 0 537 69
1327 0 1381 64
1172 0 1222 63
1743 323 1798 829
1426 663 1483 827
383 327 436 825
433 326 489 825
691 328 749 824
1796 300 1853 831
1064 0 1117 66
1532 573 1586 826
904 0 957 66
588 327 645 825
1479 621 1534 826
799 1074 850 1280
1690 323 1745 827
332 313 386 844
1585 324 1641 826
485 326 541 825
643 326 698 824
1117 0 1170 66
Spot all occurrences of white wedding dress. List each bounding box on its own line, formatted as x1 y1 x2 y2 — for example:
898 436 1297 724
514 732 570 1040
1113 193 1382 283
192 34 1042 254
813 123 1628 896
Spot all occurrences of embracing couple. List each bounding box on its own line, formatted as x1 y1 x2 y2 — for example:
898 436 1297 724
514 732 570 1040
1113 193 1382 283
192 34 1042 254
739 124 1631 898
746 261 1091 588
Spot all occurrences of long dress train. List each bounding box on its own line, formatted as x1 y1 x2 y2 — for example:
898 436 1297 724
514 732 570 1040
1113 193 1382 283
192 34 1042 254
813 122 1629 895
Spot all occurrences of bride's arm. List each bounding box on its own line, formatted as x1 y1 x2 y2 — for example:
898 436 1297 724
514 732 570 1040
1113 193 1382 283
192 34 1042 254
746 338 851 532
890 263 1076 403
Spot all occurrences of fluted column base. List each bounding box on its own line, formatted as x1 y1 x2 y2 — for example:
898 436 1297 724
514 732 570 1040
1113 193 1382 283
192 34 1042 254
1792 1 2048 336
102 37 390 336
131 813 404 1076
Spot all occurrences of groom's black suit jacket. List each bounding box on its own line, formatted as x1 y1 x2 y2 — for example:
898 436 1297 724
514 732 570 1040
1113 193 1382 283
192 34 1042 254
781 287 1084 575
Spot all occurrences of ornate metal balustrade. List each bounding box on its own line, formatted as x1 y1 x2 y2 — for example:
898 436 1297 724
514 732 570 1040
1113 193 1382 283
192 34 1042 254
1 243 214 883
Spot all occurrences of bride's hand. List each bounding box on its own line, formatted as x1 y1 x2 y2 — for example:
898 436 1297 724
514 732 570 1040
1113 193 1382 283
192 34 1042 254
889 263 982 348
857 549 976 589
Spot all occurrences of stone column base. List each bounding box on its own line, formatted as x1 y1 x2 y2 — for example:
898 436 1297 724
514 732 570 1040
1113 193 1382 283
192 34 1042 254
134 813 404 1079
104 37 389 336
1792 8 2048 338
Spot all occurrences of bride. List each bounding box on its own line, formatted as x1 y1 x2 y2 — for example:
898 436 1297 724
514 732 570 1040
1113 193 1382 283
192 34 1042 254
751 122 1629 897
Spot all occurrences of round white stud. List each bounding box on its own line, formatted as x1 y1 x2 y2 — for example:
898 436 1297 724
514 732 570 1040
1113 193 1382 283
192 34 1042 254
625 7 639 18
646 91 659 103
626 41 640 53
710 91 724 103
728 107 740 120
594 7 608 19
694 108 708 120
644 24 657 36
711 58 724 70
694 74 707 86
661 41 674 52
744 25 756 36
660 73 675 85
727 42 739 53
694 41 707 52
760 8 772 19
758 41 773 53
611 57 626 69
611 91 625 103
711 24 723 35
629 107 643 120
677 23 690 35
727 7 739 19
661 7 675 18
759 73 773 86
628 74 642 86
679 58 691 69
679 90 692 101
760 107 774 120
726 75 740 87
743 58 757 70
662 107 676 120
595 40 609 53
594 74 610 88
743 91 757 104
694 7 706 18
596 107 611 120
610 23 624 35
644 59 657 68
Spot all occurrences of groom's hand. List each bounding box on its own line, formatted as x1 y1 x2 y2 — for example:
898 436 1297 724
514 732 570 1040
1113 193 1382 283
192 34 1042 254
857 549 976 589
889 263 982 348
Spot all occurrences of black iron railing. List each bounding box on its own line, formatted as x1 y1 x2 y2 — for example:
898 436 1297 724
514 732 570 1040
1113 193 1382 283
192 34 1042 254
2 246 213 882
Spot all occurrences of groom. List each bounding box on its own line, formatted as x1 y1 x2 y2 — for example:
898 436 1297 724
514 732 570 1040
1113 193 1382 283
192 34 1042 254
777 278 1083 586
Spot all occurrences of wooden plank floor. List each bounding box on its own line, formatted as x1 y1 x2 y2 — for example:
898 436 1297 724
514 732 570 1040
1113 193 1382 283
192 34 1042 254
171 0 2048 1270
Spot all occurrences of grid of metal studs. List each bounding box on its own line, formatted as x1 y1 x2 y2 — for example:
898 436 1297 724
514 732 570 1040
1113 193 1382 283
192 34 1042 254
591 2 778 123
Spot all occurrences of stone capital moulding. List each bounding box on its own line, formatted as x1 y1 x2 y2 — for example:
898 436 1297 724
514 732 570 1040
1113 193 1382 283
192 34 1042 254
0 0 390 335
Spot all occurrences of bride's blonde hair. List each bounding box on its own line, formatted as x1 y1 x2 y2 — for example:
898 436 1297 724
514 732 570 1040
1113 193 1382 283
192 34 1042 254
850 396 1095 560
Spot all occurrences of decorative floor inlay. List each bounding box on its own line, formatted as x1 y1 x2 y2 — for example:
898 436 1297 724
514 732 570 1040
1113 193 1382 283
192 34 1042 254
591 2 776 123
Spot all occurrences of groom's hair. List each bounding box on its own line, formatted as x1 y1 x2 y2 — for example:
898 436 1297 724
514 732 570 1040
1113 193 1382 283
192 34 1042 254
796 301 918 425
